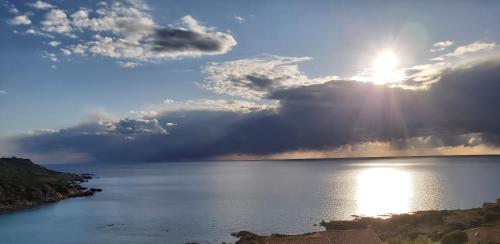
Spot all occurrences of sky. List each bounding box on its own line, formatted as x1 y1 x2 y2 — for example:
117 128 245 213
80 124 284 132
1 0 500 164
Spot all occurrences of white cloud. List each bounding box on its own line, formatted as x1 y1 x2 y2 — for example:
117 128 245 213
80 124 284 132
41 9 72 33
70 44 87 55
430 40 453 52
100 118 168 135
43 52 58 62
0 90 6 94
128 110 158 119
28 128 58 134
7 1 237 66
445 41 496 57
60 48 72 55
70 4 155 39
150 99 276 114
25 28 55 38
48 40 61 47
85 35 144 59
233 15 245 23
118 61 140 68
27 1 54 10
10 15 32 25
202 55 337 99
163 98 174 104
400 62 449 88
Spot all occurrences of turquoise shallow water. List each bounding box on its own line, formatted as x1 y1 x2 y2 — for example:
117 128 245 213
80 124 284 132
1 156 500 243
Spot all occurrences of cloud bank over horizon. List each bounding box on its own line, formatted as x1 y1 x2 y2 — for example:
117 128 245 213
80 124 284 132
7 41 500 164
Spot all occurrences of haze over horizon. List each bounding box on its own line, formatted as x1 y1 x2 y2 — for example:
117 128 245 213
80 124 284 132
2 0 500 164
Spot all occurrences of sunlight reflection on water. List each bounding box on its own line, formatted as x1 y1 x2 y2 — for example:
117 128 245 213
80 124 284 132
356 167 412 217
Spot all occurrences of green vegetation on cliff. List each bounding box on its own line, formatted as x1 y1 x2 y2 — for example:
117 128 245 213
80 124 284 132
0 157 100 212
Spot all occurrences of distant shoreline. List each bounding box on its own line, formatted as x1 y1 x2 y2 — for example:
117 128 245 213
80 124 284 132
62 153 500 167
283 153 500 162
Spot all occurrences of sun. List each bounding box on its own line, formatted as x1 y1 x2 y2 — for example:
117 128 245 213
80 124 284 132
374 51 398 72
371 50 403 84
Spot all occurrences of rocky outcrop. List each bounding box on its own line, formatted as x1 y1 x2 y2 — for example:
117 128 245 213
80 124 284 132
0 157 101 213
233 199 500 244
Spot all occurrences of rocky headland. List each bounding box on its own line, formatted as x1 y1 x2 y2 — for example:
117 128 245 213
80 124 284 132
0 157 101 213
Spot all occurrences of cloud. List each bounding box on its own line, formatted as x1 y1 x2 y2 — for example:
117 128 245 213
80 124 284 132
444 41 496 57
430 40 453 52
202 55 338 99
26 1 54 10
217 133 500 161
25 28 54 38
60 48 72 55
69 4 155 39
42 52 58 62
7 40 500 163
28 129 58 135
347 41 499 89
233 15 245 23
41 9 72 33
8 4 19 14
70 44 87 55
72 14 236 61
150 99 275 114
128 110 158 118
400 62 449 88
0 90 6 94
118 61 140 68
401 43 500 88
163 98 174 104
10 15 32 25
48 40 61 47
99 118 169 135
150 15 236 57
11 52 500 163
7 1 237 66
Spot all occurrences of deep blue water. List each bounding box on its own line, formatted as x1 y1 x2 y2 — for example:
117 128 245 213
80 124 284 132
1 156 500 243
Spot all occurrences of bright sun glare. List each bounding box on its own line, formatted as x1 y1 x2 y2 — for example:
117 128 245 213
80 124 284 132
371 50 403 84
356 167 411 217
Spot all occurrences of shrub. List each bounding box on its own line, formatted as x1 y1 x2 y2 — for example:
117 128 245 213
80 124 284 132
413 235 433 244
440 230 468 244
484 210 500 222
446 222 466 232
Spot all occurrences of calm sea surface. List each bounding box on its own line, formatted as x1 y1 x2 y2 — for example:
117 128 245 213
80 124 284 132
1 156 500 243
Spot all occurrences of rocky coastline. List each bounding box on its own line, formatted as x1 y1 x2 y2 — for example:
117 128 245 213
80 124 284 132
232 199 500 244
0 157 101 213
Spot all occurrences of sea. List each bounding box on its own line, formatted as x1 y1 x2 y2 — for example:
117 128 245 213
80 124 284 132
0 156 499 243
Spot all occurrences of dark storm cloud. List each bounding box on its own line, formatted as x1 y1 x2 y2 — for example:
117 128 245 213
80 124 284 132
11 55 500 163
151 27 224 53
